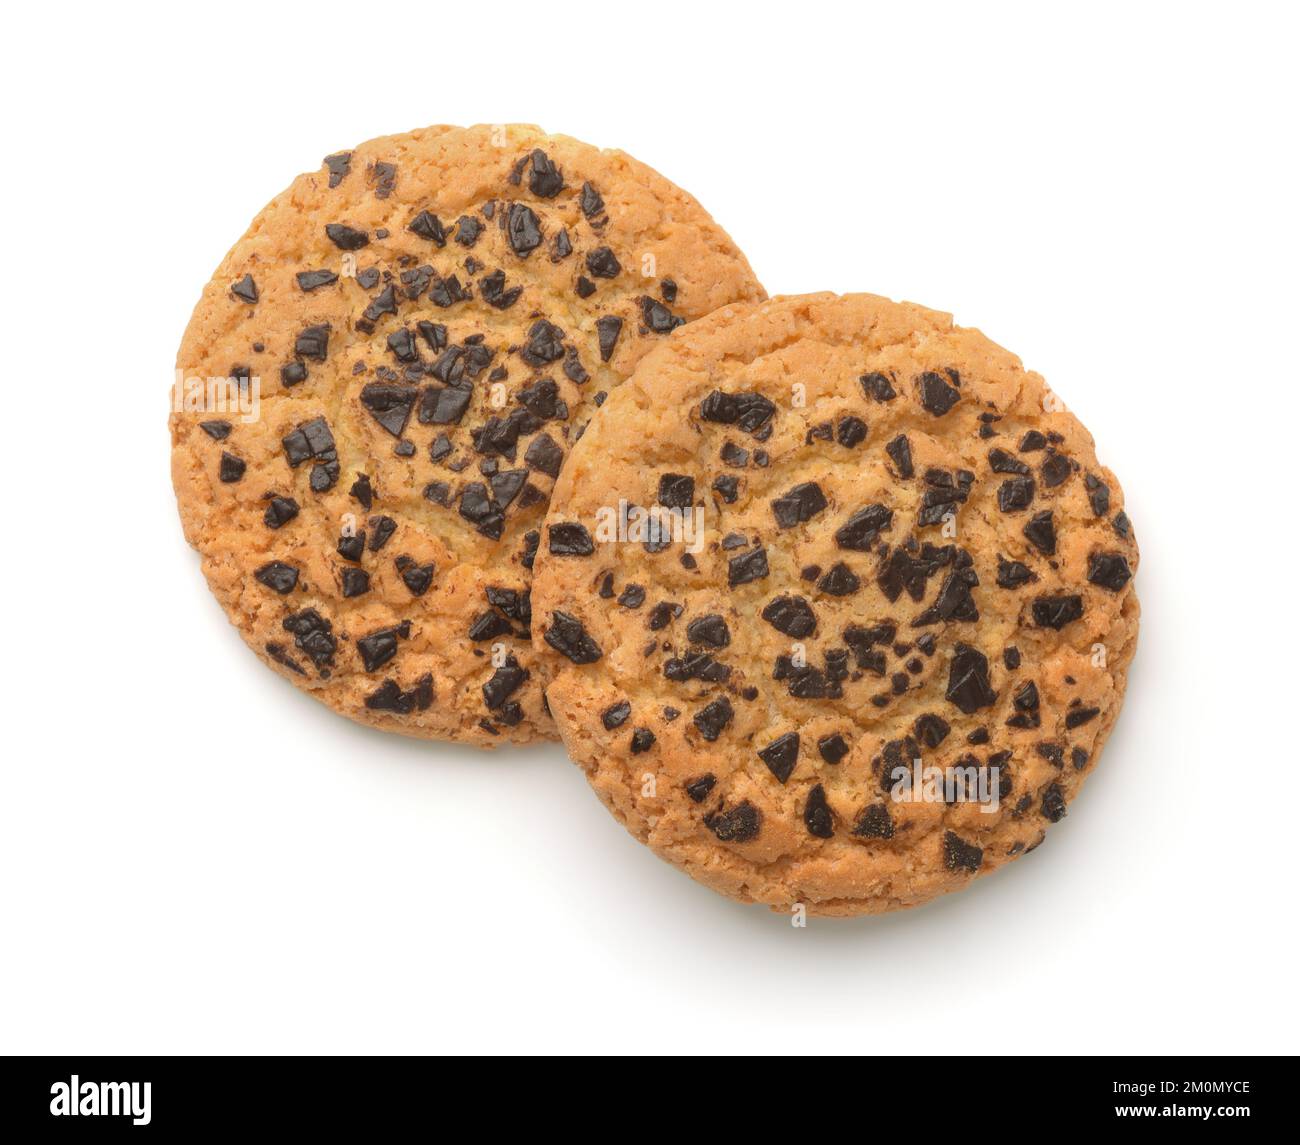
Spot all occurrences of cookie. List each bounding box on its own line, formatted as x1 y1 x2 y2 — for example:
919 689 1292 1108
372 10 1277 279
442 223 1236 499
531 293 1139 914
171 124 763 744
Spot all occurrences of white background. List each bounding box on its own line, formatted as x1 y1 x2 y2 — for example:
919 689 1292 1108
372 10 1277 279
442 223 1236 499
2 1 1296 1056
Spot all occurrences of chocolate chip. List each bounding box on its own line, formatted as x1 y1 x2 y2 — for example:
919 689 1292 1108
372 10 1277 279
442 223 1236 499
630 728 656 753
365 673 434 714
698 390 776 434
943 831 983 871
526 148 564 197
1022 510 1057 556
646 602 681 631
519 433 562 479
585 247 621 279
761 595 817 638
254 561 298 594
230 273 258 303
685 774 716 803
860 372 896 401
360 382 418 437
996 557 1036 589
580 181 605 219
997 476 1035 512
602 701 631 729
885 434 914 479
834 504 892 550
200 419 232 440
640 295 684 333
693 697 734 741
325 223 369 250
757 732 800 783
946 644 997 713
408 210 447 245
546 522 593 557
803 784 834 838
1003 646 1022 669
917 371 960 415
1065 706 1100 729
771 482 828 528
1041 452 1072 488
398 560 435 596
1040 783 1067 822
712 475 739 503
479 270 523 310
691 610 733 647
263 495 299 529
727 547 769 587
281 609 336 670
295 324 330 361
596 315 623 362
368 516 396 551
914 713 951 749
989 447 1029 475
544 611 603 663
1019 430 1047 452
483 654 529 710
295 269 335 292
506 203 543 255
720 442 748 467
913 565 980 625
1085 473 1111 517
1087 552 1132 592
323 152 352 187
817 562 861 596
419 384 473 426
836 416 868 447
422 481 450 507
341 569 371 598
458 483 504 540
803 737 846 773
658 473 695 509
356 626 404 672
219 452 246 482
853 803 894 839
617 584 646 609
1032 595 1084 630
705 800 760 843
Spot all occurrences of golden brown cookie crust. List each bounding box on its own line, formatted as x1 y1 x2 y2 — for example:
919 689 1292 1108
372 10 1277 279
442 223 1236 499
171 123 764 745
532 293 1139 913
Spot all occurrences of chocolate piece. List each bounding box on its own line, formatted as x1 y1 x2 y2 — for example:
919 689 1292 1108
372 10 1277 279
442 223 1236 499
758 733 799 782
853 803 894 839
945 644 997 713
771 482 828 528
804 784 834 838
693 697 734 741
943 831 983 871
544 611 603 663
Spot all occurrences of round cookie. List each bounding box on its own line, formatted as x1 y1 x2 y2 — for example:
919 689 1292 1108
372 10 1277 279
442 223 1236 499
171 124 764 745
531 293 1139 914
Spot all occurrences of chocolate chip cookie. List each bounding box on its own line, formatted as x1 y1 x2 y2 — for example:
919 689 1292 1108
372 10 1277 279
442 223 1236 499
531 293 1139 913
171 124 763 744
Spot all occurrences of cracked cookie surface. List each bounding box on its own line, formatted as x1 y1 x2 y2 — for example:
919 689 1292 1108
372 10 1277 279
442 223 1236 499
532 293 1139 913
171 123 763 744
